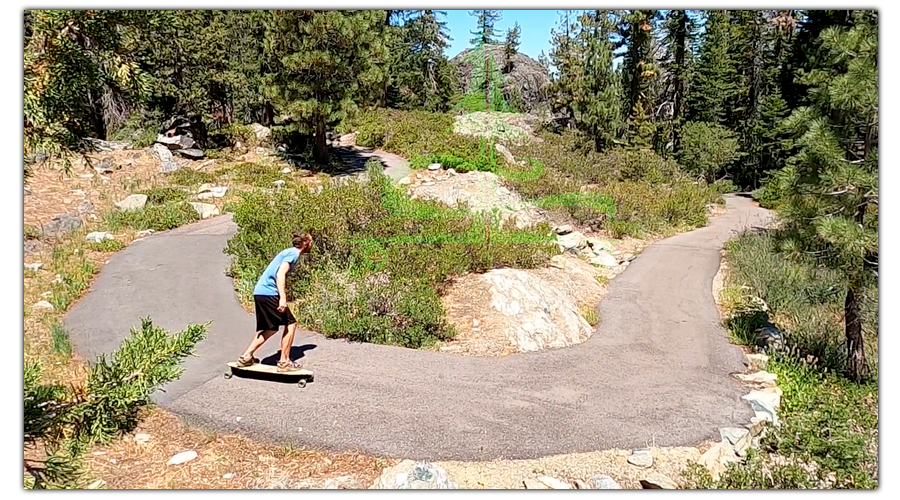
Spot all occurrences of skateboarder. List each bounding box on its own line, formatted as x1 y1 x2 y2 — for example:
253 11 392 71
236 232 313 372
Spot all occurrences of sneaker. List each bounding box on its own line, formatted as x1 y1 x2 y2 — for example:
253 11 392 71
277 359 303 372
236 354 259 367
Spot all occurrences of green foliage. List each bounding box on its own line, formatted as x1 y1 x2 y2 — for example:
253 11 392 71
687 228 878 489
49 243 95 312
89 238 126 253
227 162 283 187
104 202 200 232
261 10 387 162
468 10 503 45
686 10 740 126
387 11 457 112
24 10 154 161
141 187 189 205
167 168 217 187
677 121 741 182
775 14 878 381
225 163 557 348
209 123 260 149
49 323 72 358
570 11 622 151
24 319 207 488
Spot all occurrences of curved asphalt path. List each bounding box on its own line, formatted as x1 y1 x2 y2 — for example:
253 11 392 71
63 194 773 461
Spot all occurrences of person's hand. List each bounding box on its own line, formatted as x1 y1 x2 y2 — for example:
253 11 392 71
278 296 287 312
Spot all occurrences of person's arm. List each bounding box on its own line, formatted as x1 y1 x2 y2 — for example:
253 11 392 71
276 262 290 311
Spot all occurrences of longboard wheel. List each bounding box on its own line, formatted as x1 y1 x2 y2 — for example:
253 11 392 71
224 372 233 379
297 379 307 388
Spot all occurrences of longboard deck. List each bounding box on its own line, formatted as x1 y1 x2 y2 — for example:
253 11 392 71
225 361 314 387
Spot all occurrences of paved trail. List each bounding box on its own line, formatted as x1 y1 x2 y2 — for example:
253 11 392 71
64 193 773 461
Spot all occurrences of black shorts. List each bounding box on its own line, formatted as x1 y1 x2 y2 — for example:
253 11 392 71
254 295 296 332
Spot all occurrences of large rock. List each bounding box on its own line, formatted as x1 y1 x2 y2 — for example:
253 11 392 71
408 170 543 229
250 123 271 140
483 268 593 352
115 194 148 211
371 460 456 489
451 44 551 112
190 202 220 219
41 213 82 237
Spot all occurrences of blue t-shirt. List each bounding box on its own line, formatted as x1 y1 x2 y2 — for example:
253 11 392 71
253 247 301 296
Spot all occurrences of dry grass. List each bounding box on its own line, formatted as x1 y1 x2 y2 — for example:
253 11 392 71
86 409 392 489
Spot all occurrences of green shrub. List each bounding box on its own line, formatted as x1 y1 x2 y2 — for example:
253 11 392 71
25 224 42 240
167 168 217 187
49 322 72 358
104 202 200 232
25 319 207 489
685 229 879 489
141 186 189 205
225 163 557 348
89 238 126 253
227 162 283 187
209 123 258 149
677 121 742 182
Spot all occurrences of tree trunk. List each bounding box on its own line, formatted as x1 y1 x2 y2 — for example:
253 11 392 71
262 101 275 127
314 116 328 164
844 284 869 382
672 10 687 154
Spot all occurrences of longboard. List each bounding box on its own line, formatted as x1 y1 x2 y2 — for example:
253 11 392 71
224 361 314 388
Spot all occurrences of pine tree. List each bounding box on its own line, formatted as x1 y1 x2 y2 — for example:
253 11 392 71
503 22 521 73
468 10 502 45
261 10 387 164
391 10 456 111
548 10 578 123
617 10 661 145
775 11 878 382
686 10 740 125
24 10 154 162
661 10 697 154
571 10 621 151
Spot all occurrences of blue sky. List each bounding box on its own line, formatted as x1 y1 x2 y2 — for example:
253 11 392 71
442 10 564 60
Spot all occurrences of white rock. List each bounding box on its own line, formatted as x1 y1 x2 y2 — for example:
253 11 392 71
114 194 148 211
372 460 456 489
189 202 220 219
134 433 151 444
273 180 286 188
640 473 678 489
736 371 778 386
198 192 215 200
282 167 292 174
136 229 155 238
590 250 619 268
557 231 587 252
743 390 780 424
427 163 441 171
523 479 550 489
397 176 411 185
223 473 234 480
627 449 654 468
554 224 574 235
589 474 622 489
538 476 571 489
166 450 198 465
86 231 114 243
24 263 43 272
33 300 54 311
197 183 215 193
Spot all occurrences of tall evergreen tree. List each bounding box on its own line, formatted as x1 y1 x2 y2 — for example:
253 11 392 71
661 10 697 154
775 11 878 382
468 10 502 45
391 10 456 111
261 10 387 164
617 9 661 144
571 10 621 151
503 22 521 73
548 10 578 124
686 10 740 125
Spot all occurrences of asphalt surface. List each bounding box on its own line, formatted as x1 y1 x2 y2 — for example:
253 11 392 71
63 194 774 461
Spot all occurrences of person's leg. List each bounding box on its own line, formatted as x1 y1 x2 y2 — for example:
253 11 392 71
278 322 297 364
239 330 277 364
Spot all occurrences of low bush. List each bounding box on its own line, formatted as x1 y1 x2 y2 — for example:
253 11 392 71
25 319 207 488
167 168 217 187
208 123 259 149
684 229 878 489
104 202 199 232
227 162 284 187
225 162 558 348
141 187 189 205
